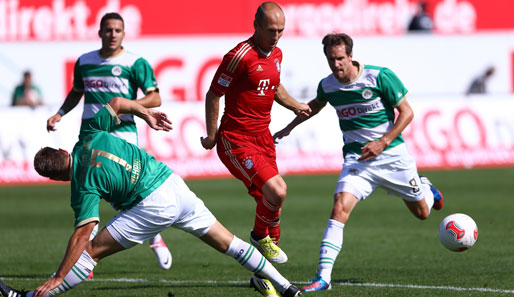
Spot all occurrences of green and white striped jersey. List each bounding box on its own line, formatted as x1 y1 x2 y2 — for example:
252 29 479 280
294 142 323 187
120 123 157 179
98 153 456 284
73 49 158 138
316 62 408 157
71 105 172 228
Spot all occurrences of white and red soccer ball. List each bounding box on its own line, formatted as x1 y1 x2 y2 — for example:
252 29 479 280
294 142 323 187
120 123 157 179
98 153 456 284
438 213 478 252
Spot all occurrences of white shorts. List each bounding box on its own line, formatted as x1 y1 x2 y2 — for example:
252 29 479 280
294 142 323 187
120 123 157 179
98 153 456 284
335 145 426 202
106 173 216 248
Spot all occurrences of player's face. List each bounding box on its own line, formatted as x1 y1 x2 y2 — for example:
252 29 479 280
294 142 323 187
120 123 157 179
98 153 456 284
325 44 354 83
254 14 285 53
99 19 125 56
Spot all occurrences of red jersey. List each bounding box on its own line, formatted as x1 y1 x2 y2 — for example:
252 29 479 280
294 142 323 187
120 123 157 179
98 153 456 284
210 37 282 135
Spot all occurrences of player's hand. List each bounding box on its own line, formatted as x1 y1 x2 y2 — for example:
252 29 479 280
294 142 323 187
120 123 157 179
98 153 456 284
273 127 292 144
358 139 388 161
200 135 217 150
294 103 311 118
145 109 173 131
33 276 62 297
47 113 62 132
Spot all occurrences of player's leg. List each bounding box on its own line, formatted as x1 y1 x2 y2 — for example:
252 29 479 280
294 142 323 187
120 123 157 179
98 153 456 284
380 157 442 219
302 191 358 292
200 221 300 297
250 175 288 264
216 131 286 264
148 233 172 270
0 226 126 297
303 162 374 292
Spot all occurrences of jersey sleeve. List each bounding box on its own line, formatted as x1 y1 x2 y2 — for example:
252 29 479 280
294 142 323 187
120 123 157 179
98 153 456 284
71 191 101 228
377 68 408 107
316 80 328 102
209 50 244 97
132 57 159 94
72 57 84 92
79 104 121 136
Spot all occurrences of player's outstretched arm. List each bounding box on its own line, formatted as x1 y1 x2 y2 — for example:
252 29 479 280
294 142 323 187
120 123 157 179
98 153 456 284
108 97 172 132
274 84 311 117
273 98 327 143
33 222 96 297
46 89 83 132
135 90 161 108
200 90 221 150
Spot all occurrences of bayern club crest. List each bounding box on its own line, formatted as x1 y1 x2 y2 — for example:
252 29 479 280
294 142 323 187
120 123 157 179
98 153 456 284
274 59 281 72
243 156 254 169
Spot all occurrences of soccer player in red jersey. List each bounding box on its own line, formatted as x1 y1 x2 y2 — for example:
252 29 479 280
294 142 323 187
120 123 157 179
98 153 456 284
201 2 310 295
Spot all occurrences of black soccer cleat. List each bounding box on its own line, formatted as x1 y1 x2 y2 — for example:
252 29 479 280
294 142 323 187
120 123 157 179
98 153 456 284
0 279 27 297
281 284 301 297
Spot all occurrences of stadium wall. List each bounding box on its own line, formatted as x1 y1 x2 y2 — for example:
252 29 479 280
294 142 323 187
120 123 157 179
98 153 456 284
1 95 514 184
1 33 513 107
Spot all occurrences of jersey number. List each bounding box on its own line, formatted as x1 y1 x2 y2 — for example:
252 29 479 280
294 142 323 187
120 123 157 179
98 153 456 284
90 149 132 171
409 178 420 194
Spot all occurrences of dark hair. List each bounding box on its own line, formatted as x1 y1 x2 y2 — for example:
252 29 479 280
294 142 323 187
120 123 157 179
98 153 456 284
322 33 353 56
34 147 69 178
100 12 124 30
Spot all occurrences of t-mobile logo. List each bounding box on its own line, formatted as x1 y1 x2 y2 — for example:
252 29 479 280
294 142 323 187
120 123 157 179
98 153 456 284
257 79 270 95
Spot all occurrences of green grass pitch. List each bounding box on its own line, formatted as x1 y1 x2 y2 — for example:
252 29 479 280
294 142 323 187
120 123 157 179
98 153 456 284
1 168 513 296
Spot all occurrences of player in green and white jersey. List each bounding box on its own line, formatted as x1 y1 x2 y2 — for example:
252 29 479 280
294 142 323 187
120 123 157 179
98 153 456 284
45 13 171 270
273 33 444 292
0 98 301 297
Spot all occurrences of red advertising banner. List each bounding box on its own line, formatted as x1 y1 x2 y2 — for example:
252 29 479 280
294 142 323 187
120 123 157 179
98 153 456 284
2 0 514 41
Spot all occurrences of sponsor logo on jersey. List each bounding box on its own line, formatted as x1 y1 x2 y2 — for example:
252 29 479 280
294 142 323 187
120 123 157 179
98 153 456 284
111 65 122 76
362 88 373 99
274 59 281 72
257 79 270 96
256 65 263 71
335 98 384 120
243 156 254 169
217 73 233 87
84 76 129 94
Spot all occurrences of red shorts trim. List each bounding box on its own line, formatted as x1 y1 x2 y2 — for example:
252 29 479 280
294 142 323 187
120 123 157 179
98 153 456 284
216 130 278 197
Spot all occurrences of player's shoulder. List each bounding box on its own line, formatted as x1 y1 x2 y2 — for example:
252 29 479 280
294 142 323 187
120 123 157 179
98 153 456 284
319 73 341 92
226 38 256 57
363 64 394 75
77 49 101 65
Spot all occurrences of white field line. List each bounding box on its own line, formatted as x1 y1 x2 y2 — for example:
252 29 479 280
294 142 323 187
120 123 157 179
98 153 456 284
2 277 514 294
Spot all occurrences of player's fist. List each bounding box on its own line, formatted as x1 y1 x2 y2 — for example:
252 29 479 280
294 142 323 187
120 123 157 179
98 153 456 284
201 135 217 150
47 113 62 132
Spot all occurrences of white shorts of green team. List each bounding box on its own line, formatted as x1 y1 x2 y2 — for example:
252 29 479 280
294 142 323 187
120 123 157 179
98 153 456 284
106 173 217 248
335 143 426 202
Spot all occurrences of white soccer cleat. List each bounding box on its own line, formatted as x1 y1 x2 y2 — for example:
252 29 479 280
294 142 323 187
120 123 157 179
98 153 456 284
149 235 172 270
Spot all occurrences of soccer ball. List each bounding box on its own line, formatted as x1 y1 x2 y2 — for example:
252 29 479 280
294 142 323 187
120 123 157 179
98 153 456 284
438 213 478 252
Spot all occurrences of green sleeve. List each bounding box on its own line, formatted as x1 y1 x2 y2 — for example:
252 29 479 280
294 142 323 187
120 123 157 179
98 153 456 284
132 57 158 94
316 80 327 102
79 105 121 137
377 68 408 107
71 192 101 228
